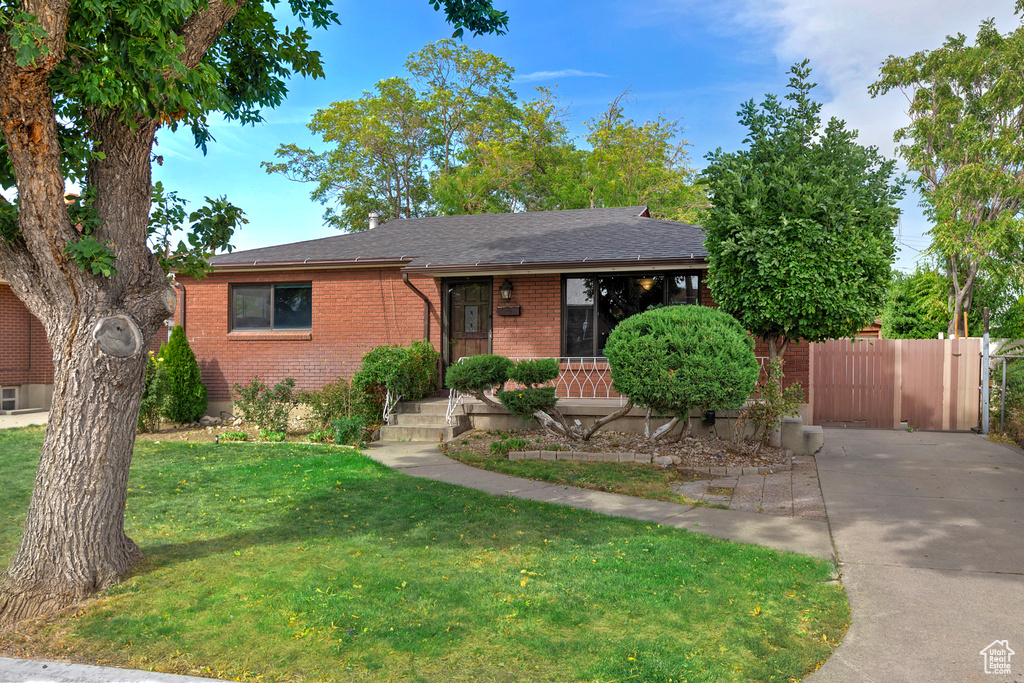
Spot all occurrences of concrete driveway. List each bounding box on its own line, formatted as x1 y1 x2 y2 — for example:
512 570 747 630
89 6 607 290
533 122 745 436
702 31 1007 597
809 429 1024 683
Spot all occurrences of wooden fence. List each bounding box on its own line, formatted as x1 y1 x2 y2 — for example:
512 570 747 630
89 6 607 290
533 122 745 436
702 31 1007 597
811 338 981 431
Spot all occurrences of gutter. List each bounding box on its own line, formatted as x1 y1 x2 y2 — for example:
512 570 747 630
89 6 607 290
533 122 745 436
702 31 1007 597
208 257 411 272
401 257 709 277
173 278 186 338
402 273 431 341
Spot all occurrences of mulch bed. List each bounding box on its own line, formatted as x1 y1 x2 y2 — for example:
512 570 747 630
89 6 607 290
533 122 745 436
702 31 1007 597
452 429 790 470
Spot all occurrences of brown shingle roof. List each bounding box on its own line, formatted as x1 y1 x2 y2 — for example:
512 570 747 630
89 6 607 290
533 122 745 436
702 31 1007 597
210 206 707 273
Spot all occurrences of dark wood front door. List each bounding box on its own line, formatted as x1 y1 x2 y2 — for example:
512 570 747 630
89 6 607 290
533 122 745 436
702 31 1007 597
447 279 492 363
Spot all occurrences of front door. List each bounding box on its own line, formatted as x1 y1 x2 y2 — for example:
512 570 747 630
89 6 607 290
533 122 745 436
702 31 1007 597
447 279 492 363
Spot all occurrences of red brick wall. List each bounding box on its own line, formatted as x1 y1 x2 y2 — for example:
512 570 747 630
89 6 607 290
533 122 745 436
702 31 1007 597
491 274 561 358
176 268 442 401
0 283 53 386
173 266 812 403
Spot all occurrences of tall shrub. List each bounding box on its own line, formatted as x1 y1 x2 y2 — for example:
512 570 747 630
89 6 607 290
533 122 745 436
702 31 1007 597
160 325 207 424
604 306 759 440
353 341 440 425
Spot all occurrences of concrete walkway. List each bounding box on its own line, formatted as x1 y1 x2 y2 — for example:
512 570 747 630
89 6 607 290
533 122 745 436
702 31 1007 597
367 441 835 560
0 657 226 683
808 429 1024 683
0 410 48 429
673 454 827 521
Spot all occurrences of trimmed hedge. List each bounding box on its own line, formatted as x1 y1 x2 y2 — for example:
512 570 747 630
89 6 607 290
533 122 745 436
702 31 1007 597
604 305 758 416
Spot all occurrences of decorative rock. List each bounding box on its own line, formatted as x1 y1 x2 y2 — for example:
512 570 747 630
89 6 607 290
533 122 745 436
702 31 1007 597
199 415 222 427
233 418 244 427
653 455 674 468
669 455 682 465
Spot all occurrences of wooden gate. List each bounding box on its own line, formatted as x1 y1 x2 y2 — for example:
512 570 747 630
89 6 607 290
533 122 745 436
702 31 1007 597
811 338 981 430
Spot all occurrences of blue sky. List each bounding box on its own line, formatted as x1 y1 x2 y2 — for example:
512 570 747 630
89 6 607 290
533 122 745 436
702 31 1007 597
151 0 1021 273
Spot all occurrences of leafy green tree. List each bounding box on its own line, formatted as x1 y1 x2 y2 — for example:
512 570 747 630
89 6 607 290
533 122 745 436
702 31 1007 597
604 306 759 441
702 61 904 366
265 77 433 230
870 7 1024 337
160 325 208 424
0 0 507 627
267 46 706 230
880 269 949 339
584 93 708 223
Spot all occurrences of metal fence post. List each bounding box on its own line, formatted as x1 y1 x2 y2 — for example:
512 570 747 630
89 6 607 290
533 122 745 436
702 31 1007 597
1001 358 1007 433
982 310 990 434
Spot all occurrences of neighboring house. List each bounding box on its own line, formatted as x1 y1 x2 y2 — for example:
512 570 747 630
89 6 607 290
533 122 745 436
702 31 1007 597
1 278 167 414
0 279 52 412
175 206 809 415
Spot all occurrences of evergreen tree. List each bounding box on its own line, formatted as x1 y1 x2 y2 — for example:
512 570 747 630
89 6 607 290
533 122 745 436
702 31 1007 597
160 325 207 424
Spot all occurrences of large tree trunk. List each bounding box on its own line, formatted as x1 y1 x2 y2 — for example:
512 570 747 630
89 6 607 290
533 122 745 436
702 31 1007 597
0 97 172 628
0 320 148 624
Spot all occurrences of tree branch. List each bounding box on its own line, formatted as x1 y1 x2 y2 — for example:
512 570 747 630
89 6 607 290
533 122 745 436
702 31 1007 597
178 0 248 71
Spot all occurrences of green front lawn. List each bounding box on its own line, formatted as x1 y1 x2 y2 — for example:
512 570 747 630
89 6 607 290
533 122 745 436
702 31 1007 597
0 427 848 682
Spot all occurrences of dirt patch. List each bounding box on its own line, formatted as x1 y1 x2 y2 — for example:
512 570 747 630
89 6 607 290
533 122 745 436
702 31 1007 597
451 429 790 471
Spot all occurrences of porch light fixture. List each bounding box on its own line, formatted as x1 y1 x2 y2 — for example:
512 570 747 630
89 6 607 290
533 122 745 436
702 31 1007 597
638 277 655 291
499 278 514 301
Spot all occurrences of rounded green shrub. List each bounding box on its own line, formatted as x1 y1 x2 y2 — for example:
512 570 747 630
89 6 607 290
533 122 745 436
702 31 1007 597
603 306 758 416
445 354 513 394
160 324 207 423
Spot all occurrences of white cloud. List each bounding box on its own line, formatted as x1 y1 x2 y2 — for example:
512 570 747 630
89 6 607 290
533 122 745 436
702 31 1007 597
646 0 1021 270
515 69 611 83
650 0 1019 154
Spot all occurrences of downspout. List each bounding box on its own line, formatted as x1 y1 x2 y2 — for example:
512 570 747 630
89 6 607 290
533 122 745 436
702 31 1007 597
402 273 430 340
172 279 187 339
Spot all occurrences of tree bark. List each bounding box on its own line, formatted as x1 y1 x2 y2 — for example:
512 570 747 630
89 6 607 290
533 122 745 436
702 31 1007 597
0 77 172 631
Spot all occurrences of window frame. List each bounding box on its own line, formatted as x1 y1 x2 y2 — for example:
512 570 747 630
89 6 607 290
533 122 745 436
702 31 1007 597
1 386 17 412
560 271 703 357
230 282 313 332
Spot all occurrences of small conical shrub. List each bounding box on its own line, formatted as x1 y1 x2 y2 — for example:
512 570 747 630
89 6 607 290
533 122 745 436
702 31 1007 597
160 324 207 423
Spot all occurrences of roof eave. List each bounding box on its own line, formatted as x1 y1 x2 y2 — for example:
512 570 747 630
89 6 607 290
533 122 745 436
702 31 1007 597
401 257 708 277
205 257 412 273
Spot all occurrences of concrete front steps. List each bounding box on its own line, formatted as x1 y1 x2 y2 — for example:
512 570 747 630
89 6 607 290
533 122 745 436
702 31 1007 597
378 398 469 442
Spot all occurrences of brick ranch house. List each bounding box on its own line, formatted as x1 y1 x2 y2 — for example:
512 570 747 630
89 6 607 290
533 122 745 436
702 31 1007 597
177 205 809 417
0 206 809 423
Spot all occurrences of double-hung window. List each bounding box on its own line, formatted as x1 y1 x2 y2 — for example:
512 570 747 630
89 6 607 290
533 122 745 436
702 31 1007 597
231 283 312 331
562 272 701 357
